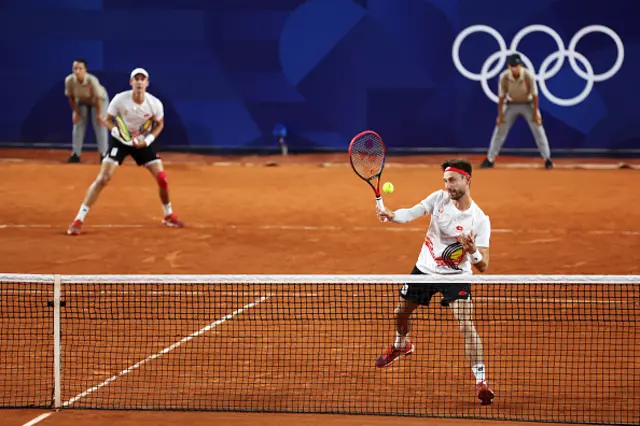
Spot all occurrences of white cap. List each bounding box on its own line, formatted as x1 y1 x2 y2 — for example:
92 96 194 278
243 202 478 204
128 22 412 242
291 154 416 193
130 68 149 79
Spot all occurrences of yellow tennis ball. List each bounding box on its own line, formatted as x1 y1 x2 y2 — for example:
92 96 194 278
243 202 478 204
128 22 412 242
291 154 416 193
382 182 394 194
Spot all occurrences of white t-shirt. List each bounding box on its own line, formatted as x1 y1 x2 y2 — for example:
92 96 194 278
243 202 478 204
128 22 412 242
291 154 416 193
107 90 164 137
404 190 491 275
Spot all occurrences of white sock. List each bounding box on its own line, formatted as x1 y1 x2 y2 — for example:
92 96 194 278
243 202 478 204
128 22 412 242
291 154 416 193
394 332 408 350
472 364 486 383
163 203 172 216
76 205 90 222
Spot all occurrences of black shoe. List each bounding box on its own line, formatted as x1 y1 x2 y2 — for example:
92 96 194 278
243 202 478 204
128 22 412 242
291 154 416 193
544 159 554 169
67 154 80 163
480 158 494 168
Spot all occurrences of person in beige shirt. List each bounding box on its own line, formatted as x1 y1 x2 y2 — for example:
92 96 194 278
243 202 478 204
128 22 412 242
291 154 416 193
65 59 109 163
480 54 553 169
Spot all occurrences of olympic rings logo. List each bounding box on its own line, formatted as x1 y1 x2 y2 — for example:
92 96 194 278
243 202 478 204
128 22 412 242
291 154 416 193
452 25 624 107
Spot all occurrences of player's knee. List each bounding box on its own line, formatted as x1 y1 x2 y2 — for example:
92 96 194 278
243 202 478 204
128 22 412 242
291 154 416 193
458 321 475 333
95 172 113 187
156 170 168 189
394 304 412 319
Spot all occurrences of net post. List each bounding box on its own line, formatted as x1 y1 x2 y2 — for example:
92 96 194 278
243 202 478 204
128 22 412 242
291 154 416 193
53 274 61 409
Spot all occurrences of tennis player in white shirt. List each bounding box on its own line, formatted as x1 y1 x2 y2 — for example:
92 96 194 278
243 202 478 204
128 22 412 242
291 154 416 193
374 159 494 406
67 68 184 235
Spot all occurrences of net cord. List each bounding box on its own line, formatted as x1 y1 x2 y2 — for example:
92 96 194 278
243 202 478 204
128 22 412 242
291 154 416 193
1 273 639 284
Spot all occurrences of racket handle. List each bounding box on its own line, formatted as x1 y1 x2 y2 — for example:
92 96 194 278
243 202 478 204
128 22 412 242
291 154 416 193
375 197 388 222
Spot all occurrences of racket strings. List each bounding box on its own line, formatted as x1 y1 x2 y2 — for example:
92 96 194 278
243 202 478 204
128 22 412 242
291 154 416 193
350 134 385 180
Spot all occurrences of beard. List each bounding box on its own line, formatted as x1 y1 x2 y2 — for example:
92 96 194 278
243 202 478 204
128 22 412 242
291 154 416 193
448 189 465 200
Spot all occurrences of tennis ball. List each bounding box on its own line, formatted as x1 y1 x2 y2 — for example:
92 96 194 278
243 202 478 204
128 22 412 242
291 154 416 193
382 182 394 194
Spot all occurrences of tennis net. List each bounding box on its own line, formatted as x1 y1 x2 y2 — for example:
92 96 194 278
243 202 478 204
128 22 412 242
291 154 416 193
0 274 638 424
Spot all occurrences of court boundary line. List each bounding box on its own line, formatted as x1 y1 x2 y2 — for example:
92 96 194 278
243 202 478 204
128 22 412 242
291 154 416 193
0 223 638 236
1 157 639 170
63 296 267 407
21 295 268 424
21 413 52 426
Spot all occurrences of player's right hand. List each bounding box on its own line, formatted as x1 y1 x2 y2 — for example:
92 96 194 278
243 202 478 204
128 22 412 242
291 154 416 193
132 137 147 149
376 207 395 223
72 111 80 124
496 115 504 125
111 126 120 139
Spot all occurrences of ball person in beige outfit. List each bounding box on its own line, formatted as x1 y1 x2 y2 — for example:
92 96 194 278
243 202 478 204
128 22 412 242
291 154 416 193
64 59 109 163
481 54 553 169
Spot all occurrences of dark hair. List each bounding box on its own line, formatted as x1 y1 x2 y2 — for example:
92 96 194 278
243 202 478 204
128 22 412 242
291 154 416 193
73 59 88 70
507 53 523 67
441 159 472 177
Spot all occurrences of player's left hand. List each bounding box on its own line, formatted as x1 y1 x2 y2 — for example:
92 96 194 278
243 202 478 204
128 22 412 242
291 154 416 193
458 231 476 253
132 137 148 149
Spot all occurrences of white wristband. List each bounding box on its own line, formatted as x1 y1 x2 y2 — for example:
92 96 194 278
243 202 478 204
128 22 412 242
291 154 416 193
470 249 483 264
144 134 155 145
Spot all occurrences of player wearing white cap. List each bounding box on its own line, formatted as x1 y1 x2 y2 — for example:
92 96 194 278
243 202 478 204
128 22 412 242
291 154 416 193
67 68 184 235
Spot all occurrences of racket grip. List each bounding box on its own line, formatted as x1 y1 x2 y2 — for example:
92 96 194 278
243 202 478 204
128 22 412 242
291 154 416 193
375 197 388 222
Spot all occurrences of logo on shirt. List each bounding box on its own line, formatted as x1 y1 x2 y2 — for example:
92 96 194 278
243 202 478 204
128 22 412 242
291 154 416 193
441 241 465 270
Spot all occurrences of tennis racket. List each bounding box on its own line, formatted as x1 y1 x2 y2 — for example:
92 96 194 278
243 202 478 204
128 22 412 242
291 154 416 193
348 130 388 212
113 116 153 146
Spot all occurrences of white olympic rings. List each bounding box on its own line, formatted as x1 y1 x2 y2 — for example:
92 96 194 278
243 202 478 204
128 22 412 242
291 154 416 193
452 25 624 107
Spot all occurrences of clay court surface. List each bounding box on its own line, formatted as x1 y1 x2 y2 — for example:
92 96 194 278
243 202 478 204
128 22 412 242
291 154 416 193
1 149 639 426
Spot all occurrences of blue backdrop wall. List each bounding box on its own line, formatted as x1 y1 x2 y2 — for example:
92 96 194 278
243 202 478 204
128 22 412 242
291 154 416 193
0 0 637 154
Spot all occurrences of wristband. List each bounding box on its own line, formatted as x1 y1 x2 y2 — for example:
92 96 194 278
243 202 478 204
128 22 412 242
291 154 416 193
470 249 483 264
144 134 155 145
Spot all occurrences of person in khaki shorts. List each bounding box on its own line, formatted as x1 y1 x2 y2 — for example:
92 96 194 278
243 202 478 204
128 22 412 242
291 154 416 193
65 59 109 163
480 54 553 169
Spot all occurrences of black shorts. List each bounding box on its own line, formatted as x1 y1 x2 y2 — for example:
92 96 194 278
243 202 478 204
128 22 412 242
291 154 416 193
105 136 160 166
399 265 471 307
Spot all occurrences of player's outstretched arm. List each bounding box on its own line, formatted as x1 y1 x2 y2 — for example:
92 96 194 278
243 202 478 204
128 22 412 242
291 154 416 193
376 203 426 224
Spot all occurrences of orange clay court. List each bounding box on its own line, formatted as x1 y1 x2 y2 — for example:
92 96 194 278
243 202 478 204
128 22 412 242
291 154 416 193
1 149 639 426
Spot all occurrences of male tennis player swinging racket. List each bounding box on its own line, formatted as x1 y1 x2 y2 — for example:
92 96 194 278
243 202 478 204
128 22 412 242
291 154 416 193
67 68 184 235
374 159 494 405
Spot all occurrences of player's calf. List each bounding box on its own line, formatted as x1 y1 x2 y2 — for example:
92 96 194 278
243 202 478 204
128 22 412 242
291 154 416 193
155 171 185 228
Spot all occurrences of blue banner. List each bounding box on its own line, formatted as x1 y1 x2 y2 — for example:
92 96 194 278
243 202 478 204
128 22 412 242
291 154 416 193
0 0 636 154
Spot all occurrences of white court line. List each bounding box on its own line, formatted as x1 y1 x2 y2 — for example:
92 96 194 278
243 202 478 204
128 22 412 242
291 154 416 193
21 413 52 426
0 223 639 236
61 296 268 407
